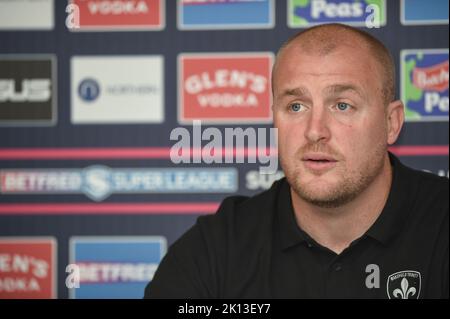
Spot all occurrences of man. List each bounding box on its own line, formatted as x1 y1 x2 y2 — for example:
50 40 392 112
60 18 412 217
145 24 449 299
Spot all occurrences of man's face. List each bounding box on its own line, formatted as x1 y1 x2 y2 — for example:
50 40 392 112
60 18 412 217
273 43 390 208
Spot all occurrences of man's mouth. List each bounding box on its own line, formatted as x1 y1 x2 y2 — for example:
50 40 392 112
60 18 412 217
302 153 337 162
301 153 338 171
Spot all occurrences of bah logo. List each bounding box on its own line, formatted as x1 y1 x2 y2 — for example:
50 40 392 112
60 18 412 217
387 271 421 299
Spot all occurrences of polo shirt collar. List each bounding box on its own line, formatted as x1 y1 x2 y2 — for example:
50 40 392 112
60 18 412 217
277 176 311 250
365 152 414 244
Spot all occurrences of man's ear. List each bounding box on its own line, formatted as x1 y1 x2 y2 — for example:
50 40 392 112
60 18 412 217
386 100 405 145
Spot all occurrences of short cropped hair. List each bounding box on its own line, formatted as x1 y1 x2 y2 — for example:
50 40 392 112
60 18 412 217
273 24 396 105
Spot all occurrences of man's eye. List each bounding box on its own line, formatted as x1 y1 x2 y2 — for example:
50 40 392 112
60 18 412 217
290 103 303 112
336 102 351 111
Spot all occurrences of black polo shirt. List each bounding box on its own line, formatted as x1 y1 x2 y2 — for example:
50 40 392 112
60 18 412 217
145 154 449 299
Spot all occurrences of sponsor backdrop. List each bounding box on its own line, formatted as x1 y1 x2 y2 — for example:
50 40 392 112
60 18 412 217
0 0 448 299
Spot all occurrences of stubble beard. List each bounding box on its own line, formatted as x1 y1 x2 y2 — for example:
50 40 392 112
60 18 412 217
281 143 387 209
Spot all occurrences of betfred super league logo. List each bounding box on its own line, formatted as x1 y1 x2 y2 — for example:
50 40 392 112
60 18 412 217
401 49 449 121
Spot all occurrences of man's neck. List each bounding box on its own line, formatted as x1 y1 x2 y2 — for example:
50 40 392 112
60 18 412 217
291 156 393 255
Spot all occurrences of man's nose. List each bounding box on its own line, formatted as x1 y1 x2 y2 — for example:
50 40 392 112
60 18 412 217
304 106 331 143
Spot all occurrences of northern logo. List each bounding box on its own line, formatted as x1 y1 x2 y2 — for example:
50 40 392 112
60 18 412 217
78 78 100 102
71 56 164 124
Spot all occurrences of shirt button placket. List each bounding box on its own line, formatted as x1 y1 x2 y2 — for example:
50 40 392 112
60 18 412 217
334 263 342 272
325 261 345 298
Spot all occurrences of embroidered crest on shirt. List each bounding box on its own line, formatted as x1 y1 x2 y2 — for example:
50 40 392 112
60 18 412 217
387 270 422 299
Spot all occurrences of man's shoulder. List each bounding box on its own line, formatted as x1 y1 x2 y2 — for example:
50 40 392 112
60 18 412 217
196 178 286 236
400 163 449 231
221 177 284 213
403 163 448 201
